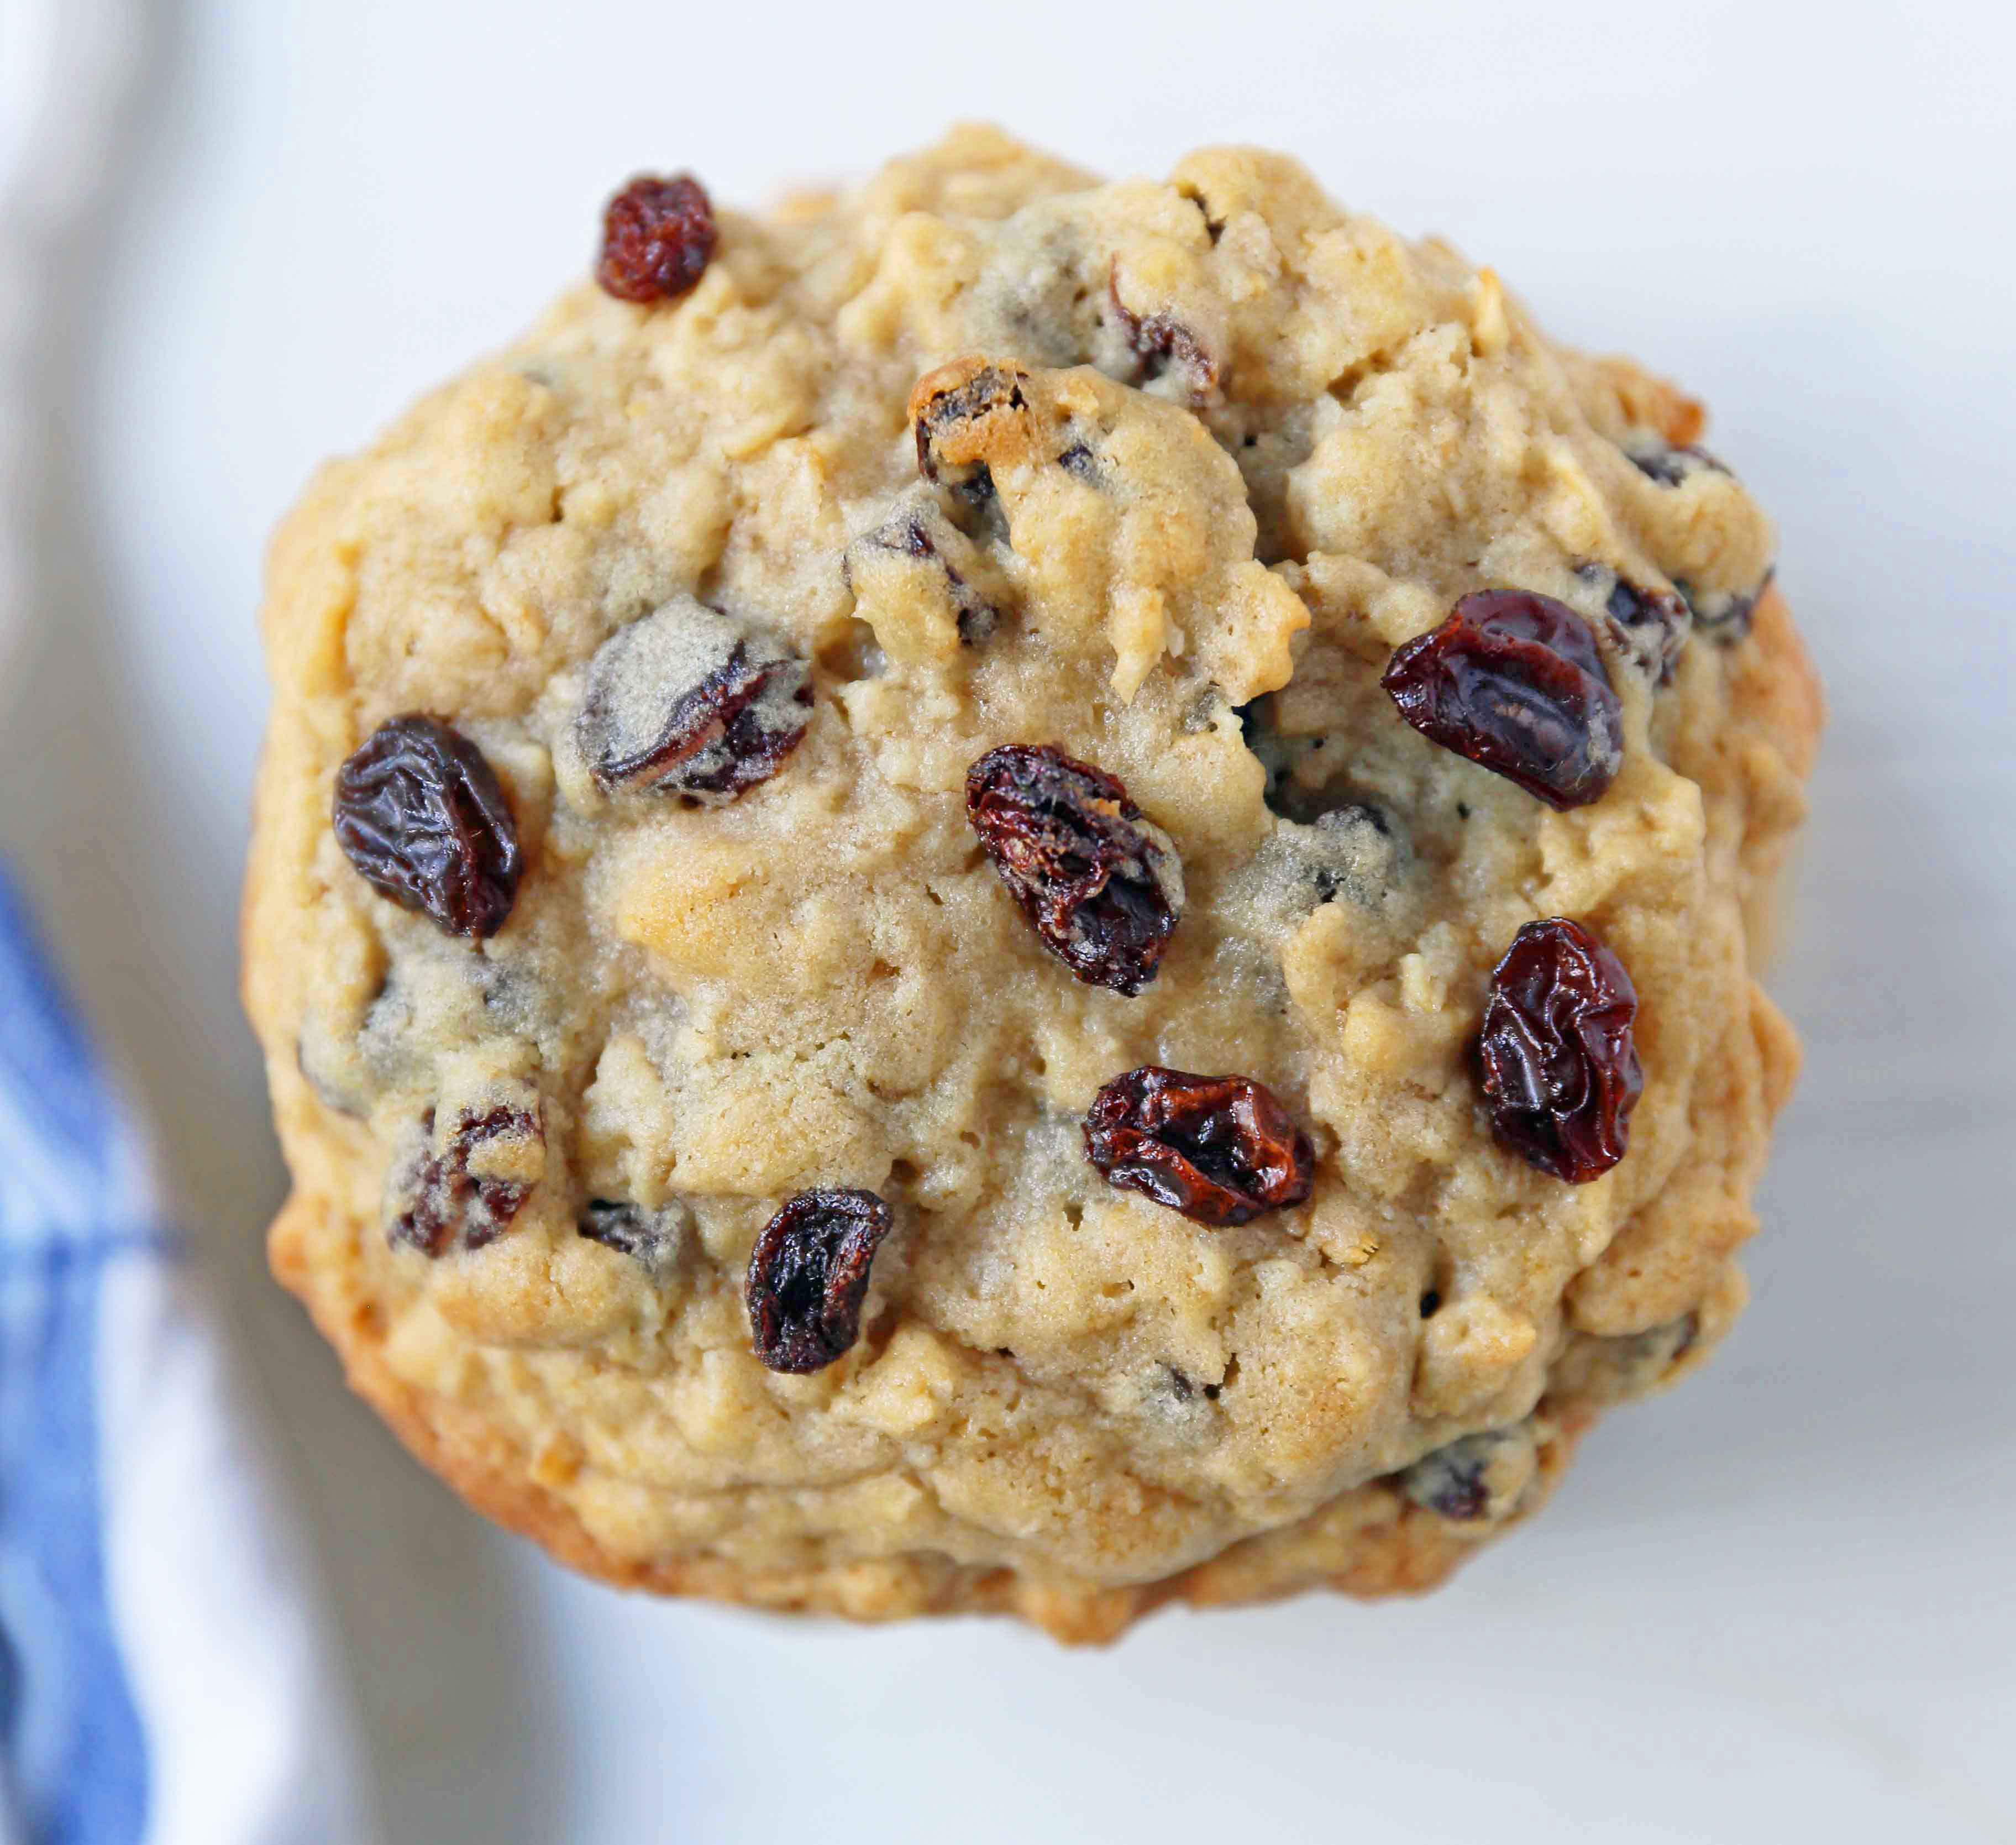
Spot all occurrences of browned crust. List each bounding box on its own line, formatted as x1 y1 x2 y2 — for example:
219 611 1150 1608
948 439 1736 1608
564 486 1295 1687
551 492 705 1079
1584 356 1707 448
269 1189 1592 1644
1736 584 1825 785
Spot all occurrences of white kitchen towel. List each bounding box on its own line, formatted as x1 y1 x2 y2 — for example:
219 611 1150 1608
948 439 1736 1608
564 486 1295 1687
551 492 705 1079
0 5 371 1842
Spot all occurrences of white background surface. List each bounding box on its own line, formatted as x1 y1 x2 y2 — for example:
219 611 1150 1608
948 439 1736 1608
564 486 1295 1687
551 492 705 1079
2 1 2013 1839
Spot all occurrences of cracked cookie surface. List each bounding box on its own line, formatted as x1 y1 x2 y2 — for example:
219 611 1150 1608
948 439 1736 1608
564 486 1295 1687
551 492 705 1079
245 128 1820 1640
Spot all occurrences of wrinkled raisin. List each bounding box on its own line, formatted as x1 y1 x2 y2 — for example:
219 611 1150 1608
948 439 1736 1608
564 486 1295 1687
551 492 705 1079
392 1101 543 1256
966 744 1183 995
1677 567 1773 646
1577 562 1691 685
910 359 1032 501
1107 264 1220 405
596 174 717 304
1624 437 1731 486
579 1198 687 1269
1398 1425 1536 1522
1084 1066 1314 1226
1478 917 1642 1182
577 598 811 803
334 715 522 938
1381 591 1623 809
853 510 1001 646
745 1188 893 1374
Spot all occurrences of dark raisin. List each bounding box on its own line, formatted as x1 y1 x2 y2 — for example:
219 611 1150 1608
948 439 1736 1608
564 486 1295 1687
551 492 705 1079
853 511 1000 646
1676 566 1773 647
577 599 811 803
744 1188 893 1374
910 359 1032 502
1107 263 1219 405
392 1101 543 1256
579 1198 686 1268
1057 441 1098 481
1624 437 1731 487
1576 562 1691 685
1380 591 1624 809
1478 917 1643 1182
1084 1066 1315 1226
333 715 523 938
965 744 1183 995
1398 1427 1536 1522
595 174 717 305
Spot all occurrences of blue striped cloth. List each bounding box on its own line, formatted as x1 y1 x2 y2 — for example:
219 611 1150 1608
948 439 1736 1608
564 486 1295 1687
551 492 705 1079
0 866 155 1844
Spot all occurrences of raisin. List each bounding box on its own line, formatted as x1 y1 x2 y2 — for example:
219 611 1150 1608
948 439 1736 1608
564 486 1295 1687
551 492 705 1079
595 174 717 305
1478 917 1642 1182
1676 567 1773 646
1605 579 1689 685
1083 1066 1315 1226
854 510 1000 646
392 1101 543 1256
579 1198 687 1269
744 1188 893 1374
910 359 1032 501
1625 437 1731 486
1577 562 1691 685
577 599 811 803
333 715 523 938
1106 263 1220 405
1057 441 1098 481
1398 1426 1536 1522
1380 591 1624 809
965 744 1183 995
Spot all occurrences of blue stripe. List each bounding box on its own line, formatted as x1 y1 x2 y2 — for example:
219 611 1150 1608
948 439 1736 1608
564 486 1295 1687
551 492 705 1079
0 872 113 1176
0 866 150 1844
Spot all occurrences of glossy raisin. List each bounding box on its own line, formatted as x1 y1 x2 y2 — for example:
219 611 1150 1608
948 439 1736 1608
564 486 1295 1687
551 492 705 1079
1107 263 1219 405
910 359 1032 501
392 1102 543 1256
965 744 1183 995
1084 1066 1315 1226
333 715 522 938
577 599 811 803
1381 591 1623 809
595 174 717 304
745 1188 893 1374
1478 917 1642 1182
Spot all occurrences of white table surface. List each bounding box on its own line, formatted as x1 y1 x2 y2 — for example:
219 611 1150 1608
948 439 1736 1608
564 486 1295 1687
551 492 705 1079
3 1 2012 1838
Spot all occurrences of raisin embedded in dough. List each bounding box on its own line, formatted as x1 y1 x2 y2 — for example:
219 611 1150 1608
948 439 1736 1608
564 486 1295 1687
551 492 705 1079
576 597 812 802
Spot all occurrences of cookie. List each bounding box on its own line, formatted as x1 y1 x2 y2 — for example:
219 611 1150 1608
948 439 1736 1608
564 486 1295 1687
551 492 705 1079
244 128 1821 1641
